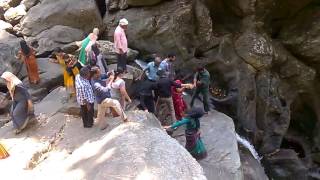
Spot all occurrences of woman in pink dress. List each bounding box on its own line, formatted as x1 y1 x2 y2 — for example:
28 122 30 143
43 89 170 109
171 79 188 120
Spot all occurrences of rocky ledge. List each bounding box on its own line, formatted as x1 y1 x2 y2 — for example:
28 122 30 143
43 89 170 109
0 87 243 180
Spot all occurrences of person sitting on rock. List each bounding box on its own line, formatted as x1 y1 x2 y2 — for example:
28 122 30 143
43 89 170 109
75 66 95 128
190 66 211 113
76 28 99 69
91 66 128 130
1 71 36 134
164 107 207 160
138 55 162 82
16 40 40 84
50 48 79 98
155 70 192 126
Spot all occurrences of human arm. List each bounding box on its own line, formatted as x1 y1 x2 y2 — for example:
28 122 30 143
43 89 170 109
164 118 190 130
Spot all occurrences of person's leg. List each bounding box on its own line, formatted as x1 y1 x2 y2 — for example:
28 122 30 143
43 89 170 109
122 53 127 71
105 98 128 122
97 103 107 129
80 105 89 127
117 53 123 70
201 88 210 112
146 96 155 113
155 97 163 118
190 88 201 107
87 103 94 127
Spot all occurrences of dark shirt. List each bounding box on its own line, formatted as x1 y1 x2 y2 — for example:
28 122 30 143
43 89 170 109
156 77 181 98
195 69 211 88
139 80 157 96
92 79 111 104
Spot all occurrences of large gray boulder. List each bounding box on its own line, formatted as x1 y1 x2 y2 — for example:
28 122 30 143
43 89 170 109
107 0 164 10
4 4 26 25
0 30 21 78
20 0 39 10
103 0 217 62
0 0 22 11
25 25 85 55
98 40 138 64
20 0 102 37
0 87 207 179
0 19 13 31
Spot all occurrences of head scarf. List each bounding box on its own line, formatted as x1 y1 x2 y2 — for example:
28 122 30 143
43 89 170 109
1 71 22 99
20 40 31 56
119 18 129 26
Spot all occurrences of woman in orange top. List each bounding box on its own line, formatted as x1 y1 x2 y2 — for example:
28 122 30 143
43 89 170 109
17 40 40 84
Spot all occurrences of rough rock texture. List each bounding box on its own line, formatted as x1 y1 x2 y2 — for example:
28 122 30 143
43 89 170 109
20 0 39 10
99 0 318 178
98 40 139 63
0 19 12 31
0 87 207 180
25 25 85 55
20 0 102 37
103 0 217 60
0 30 22 78
0 0 22 11
4 4 26 25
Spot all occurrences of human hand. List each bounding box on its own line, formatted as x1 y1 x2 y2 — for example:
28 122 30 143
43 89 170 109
163 126 171 130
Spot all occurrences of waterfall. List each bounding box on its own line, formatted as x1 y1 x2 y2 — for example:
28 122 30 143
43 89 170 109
134 59 148 70
236 133 262 162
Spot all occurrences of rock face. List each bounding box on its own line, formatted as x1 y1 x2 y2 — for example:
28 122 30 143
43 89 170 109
102 0 320 178
103 0 217 60
0 87 207 180
0 30 21 78
98 40 139 63
4 4 26 25
21 0 102 36
25 25 85 55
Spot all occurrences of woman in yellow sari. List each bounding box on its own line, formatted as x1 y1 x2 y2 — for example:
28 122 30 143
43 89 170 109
0 142 9 159
50 48 79 97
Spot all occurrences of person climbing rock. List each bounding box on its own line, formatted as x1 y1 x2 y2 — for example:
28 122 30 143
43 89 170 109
138 79 158 113
114 18 129 72
164 107 207 160
1 72 36 134
190 66 211 113
171 75 189 120
50 48 79 98
91 66 128 130
110 68 132 109
76 28 100 68
16 40 40 84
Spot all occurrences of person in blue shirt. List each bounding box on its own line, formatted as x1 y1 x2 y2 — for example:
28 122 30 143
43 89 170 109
91 66 128 130
164 107 207 160
138 56 162 82
159 53 176 80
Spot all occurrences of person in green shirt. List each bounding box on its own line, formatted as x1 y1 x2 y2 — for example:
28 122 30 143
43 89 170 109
190 67 211 113
164 107 207 160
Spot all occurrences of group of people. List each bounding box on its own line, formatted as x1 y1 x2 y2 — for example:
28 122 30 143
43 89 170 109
0 18 212 160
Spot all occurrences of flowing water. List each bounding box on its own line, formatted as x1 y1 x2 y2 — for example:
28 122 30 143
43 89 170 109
236 133 262 162
134 59 148 70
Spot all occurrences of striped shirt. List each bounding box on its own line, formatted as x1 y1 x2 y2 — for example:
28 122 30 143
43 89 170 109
75 74 94 105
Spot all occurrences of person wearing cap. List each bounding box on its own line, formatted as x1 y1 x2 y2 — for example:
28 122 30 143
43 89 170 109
155 70 192 126
75 66 95 128
76 28 100 68
164 107 207 160
190 66 211 113
1 71 35 134
114 18 129 72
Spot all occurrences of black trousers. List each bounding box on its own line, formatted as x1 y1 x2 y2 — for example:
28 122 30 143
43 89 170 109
140 94 155 113
117 53 127 71
80 103 94 127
